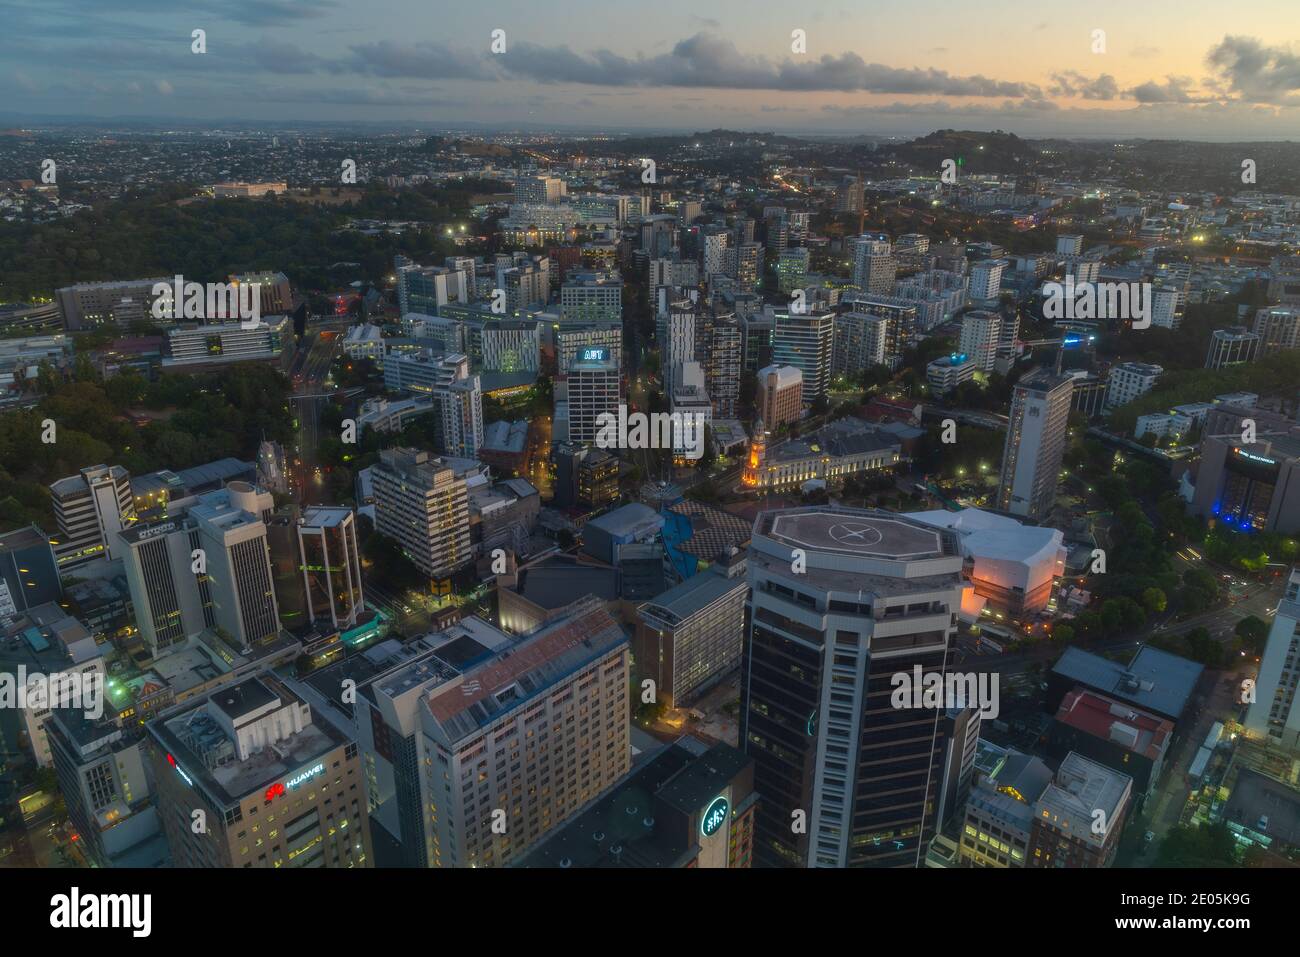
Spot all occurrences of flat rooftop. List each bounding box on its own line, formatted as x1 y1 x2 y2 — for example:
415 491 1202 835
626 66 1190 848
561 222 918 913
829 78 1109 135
149 673 350 808
765 510 947 561
515 557 620 609
1053 645 1204 721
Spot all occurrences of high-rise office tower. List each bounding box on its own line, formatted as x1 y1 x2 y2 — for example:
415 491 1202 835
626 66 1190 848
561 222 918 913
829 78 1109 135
190 481 279 651
349 602 629 867
556 320 622 378
381 351 483 458
663 301 697 395
146 671 372 868
997 370 1074 521
756 365 803 431
372 448 472 580
514 174 567 205
1205 326 1261 370
742 505 968 867
764 213 789 256
772 309 834 403
1246 567 1300 748
118 516 215 655
702 230 731 279
843 295 920 353
776 247 810 294
959 310 1002 373
735 242 763 292
832 312 893 375
297 507 364 631
1253 306 1300 356
437 374 485 459
851 237 895 295
397 265 468 316
740 311 774 372
968 259 1006 305
559 272 622 323
566 349 621 445
49 464 136 569
701 313 742 418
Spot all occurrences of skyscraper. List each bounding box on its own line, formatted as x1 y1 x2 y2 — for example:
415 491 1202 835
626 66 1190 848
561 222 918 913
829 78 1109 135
959 310 1002 373
997 370 1074 521
1246 567 1300 748
565 349 621 445
297 507 364 631
1253 306 1300 356
772 309 834 403
371 448 472 580
742 506 968 867
118 516 214 655
190 481 280 651
49 464 136 569
968 259 1006 305
347 601 629 867
146 671 371 868
850 237 895 295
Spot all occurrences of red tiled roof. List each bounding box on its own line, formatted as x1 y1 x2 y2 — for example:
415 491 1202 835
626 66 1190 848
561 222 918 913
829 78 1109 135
1056 689 1173 760
425 605 612 725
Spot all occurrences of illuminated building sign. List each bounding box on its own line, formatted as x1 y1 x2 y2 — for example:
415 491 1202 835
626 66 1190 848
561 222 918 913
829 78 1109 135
1234 448 1277 466
580 348 608 362
287 763 325 789
264 762 325 802
167 753 193 787
700 795 729 837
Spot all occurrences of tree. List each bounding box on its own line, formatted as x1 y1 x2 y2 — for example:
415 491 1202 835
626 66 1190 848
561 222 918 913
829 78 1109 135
1142 587 1167 614
1234 616 1270 655
1053 624 1075 644
1155 824 1238 867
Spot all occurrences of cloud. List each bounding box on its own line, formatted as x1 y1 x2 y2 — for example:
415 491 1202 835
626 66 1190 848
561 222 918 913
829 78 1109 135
345 40 497 80
489 33 1044 96
1127 75 1207 103
1206 36 1300 104
1049 71 1119 100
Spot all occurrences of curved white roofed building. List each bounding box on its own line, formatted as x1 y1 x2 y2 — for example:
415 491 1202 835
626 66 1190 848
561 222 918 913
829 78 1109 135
910 508 1067 618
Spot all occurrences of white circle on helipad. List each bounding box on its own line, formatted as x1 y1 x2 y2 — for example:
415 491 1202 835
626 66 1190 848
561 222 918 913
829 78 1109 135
828 523 883 547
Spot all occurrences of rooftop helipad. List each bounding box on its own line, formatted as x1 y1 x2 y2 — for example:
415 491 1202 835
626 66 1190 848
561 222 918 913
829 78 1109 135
766 510 947 561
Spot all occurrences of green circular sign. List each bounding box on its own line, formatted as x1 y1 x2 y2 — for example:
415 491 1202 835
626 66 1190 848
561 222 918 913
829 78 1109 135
701 795 729 837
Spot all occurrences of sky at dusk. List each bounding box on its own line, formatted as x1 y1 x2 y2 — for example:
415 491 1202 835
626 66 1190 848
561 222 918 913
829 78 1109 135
4 0 1300 138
